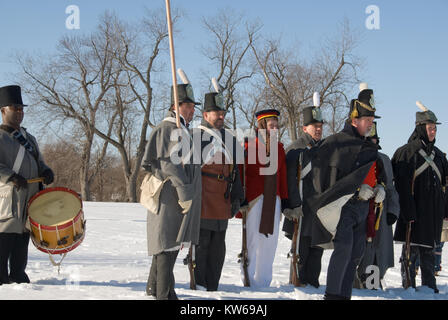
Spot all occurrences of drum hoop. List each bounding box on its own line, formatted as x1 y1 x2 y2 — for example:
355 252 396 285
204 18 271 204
29 210 84 230
31 231 85 255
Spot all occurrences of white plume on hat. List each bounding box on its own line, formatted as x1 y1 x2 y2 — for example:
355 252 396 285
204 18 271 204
416 100 429 112
359 82 369 92
177 68 190 84
211 77 220 93
313 92 320 107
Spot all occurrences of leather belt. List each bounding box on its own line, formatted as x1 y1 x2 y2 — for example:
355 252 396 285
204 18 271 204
201 171 232 182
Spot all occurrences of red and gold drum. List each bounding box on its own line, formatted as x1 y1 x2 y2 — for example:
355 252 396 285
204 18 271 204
27 187 85 255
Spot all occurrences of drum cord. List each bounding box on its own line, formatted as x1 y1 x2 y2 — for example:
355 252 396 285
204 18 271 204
48 253 67 275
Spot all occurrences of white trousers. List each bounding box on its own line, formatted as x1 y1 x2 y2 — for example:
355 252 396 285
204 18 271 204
241 195 281 288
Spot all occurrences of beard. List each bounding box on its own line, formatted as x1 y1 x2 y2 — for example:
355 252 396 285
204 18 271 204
212 119 224 129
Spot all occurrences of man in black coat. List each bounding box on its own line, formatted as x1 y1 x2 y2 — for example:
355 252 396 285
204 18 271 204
392 101 448 293
306 83 385 300
282 92 324 288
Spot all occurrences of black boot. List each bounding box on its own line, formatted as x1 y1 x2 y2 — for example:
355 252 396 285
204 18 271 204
9 273 30 284
9 233 30 284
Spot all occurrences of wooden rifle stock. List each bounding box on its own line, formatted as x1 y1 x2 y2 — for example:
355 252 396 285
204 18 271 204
402 222 412 289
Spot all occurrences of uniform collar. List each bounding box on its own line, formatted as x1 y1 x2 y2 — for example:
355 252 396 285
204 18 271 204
167 111 188 128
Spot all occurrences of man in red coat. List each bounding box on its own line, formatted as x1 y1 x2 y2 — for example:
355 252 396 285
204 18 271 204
240 109 288 287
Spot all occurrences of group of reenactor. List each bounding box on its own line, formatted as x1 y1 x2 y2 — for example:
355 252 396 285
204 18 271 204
141 74 448 300
1 75 445 301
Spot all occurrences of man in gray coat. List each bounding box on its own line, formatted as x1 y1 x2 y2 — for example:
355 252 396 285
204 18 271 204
0 85 54 285
142 83 202 300
355 123 400 289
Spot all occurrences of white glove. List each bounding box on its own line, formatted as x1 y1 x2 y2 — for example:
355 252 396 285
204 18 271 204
358 184 374 201
374 184 386 203
178 199 192 214
283 207 303 221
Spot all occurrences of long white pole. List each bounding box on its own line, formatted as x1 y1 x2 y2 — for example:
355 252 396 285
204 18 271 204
165 0 181 128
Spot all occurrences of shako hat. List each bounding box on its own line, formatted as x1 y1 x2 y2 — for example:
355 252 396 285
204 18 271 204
255 109 280 122
349 82 380 119
170 69 201 106
303 92 324 126
415 101 440 125
0 85 28 108
203 77 226 112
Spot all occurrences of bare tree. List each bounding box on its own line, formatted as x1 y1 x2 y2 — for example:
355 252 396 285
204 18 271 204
201 10 262 129
16 12 120 200
92 7 180 202
250 19 362 143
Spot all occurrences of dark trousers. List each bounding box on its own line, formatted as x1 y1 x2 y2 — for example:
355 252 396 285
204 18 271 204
326 200 369 299
146 250 179 300
356 241 376 285
194 228 226 291
298 236 324 288
402 245 437 290
0 232 30 284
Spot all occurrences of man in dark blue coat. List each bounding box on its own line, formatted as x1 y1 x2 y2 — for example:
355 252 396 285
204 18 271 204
282 92 324 288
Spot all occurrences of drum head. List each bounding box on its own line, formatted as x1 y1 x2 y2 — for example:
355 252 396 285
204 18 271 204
28 188 82 226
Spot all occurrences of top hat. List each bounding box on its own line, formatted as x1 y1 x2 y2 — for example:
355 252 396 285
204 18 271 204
0 85 28 108
415 101 441 125
303 92 324 126
255 109 280 122
349 82 380 119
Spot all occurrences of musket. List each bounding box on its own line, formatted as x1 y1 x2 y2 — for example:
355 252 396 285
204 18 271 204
183 245 197 290
289 214 303 286
289 157 303 287
402 222 412 289
238 139 250 287
239 209 250 287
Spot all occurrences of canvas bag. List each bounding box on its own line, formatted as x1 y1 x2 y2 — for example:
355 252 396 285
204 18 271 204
139 173 169 214
0 141 26 220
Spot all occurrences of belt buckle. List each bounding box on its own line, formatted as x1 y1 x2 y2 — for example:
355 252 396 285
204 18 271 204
217 174 224 181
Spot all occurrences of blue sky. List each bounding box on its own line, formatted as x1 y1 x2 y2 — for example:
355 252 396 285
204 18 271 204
1 0 447 157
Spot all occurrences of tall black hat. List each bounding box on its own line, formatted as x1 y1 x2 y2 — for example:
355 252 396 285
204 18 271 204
203 93 225 112
170 84 201 106
349 82 380 119
303 92 324 126
170 69 201 106
0 85 28 108
415 101 441 125
203 77 225 112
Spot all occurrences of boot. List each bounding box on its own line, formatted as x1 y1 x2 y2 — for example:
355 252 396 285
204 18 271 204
324 292 350 300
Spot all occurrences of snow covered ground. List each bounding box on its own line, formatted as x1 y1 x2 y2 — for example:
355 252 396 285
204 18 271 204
1 201 447 300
